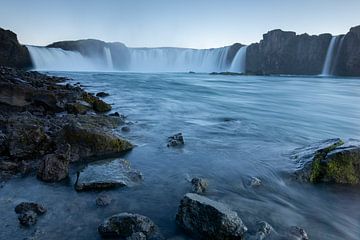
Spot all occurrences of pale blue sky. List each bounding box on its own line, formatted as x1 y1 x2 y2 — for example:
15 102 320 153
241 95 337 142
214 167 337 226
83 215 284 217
1 0 359 48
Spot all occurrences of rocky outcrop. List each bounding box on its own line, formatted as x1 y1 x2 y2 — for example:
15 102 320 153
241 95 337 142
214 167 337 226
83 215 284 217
336 25 360 76
98 213 163 239
47 39 131 70
167 133 184 147
293 138 360 184
176 193 247 239
246 30 331 75
0 28 32 69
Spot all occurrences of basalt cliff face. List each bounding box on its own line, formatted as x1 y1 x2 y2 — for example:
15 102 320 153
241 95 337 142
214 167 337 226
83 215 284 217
337 25 360 76
246 30 332 75
0 28 32 69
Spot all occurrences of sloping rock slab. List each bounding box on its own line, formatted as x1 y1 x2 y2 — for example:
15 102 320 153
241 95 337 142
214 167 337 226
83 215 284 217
293 138 360 184
176 193 247 240
75 159 142 192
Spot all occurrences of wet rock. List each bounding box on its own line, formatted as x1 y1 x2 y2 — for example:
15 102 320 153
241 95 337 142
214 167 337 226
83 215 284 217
18 211 38 226
109 112 121 117
75 159 142 192
286 226 309 240
167 133 184 147
293 138 360 184
255 221 273 240
176 193 247 239
191 177 208 194
122 126 130 132
37 145 70 182
126 232 147 240
249 177 262 187
0 130 7 154
96 92 110 98
65 102 89 115
96 194 112 207
61 124 133 161
15 202 47 215
98 213 163 239
82 92 111 112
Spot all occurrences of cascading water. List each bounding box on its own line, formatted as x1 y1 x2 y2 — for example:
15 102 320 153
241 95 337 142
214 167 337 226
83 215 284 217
229 46 247 73
104 47 113 70
321 36 340 76
128 47 231 72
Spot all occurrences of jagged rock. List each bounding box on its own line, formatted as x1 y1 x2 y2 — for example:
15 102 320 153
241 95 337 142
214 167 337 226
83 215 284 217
293 138 360 184
82 92 111 112
286 226 309 240
96 92 110 98
18 211 38 226
98 213 163 239
191 177 208 193
0 28 32 69
61 124 133 161
167 133 184 147
176 193 247 239
15 202 47 215
75 159 142 192
96 194 112 207
37 145 70 182
249 177 262 187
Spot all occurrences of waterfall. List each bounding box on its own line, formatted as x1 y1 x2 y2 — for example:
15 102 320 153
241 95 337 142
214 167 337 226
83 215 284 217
331 36 345 75
229 46 247 73
128 47 231 72
321 36 339 76
104 47 113 70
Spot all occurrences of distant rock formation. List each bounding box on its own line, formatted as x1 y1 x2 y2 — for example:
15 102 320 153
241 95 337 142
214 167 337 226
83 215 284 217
246 30 332 75
0 28 32 69
48 39 130 70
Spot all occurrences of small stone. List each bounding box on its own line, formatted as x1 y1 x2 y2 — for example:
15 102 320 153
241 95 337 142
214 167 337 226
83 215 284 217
121 126 130 132
96 92 110 98
18 211 37 226
167 133 184 147
191 177 208 193
96 194 112 207
287 226 309 240
15 202 47 215
250 177 262 187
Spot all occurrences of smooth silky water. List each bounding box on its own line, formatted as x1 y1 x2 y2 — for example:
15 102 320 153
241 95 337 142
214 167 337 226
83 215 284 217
1 72 360 239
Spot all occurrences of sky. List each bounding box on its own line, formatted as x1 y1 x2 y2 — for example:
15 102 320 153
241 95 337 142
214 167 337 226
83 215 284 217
1 0 360 49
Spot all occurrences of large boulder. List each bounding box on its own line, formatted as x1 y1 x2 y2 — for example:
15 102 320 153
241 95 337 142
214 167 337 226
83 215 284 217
60 124 132 161
98 213 163 239
0 28 32 69
293 138 360 184
176 193 247 239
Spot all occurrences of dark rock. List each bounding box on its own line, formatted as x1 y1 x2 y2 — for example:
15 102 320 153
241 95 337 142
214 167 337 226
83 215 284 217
191 177 208 194
337 25 360 76
98 213 163 239
210 72 244 76
18 211 38 226
65 102 89 115
96 194 112 207
96 92 110 98
82 92 111 112
15 202 47 215
176 193 247 239
109 112 121 117
286 226 309 240
122 126 130 132
126 232 147 240
293 138 360 184
0 28 32 69
255 221 273 240
75 159 142 192
167 133 184 147
37 145 70 182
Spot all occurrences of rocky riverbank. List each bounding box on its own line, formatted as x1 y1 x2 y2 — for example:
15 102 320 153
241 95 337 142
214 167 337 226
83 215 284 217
0 66 132 182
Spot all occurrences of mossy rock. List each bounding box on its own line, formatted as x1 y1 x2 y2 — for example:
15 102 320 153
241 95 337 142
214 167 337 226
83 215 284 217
82 92 111 113
65 102 89 115
296 139 360 184
61 124 133 161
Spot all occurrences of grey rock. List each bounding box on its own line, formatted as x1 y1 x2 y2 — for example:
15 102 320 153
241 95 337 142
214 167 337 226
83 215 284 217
75 159 142 192
255 221 273 240
167 133 184 147
286 226 309 240
96 194 112 207
18 211 37 226
126 232 147 240
176 193 247 240
191 177 208 193
98 213 163 239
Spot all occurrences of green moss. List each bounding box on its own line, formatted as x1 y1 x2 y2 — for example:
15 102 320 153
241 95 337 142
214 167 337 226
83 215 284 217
310 139 345 183
82 92 111 112
325 154 359 184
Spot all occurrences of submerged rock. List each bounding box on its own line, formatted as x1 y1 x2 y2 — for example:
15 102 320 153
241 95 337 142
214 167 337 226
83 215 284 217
191 177 208 194
249 177 262 187
167 133 184 147
96 194 112 207
98 213 163 239
286 226 309 240
176 193 247 239
96 92 110 98
122 126 131 132
18 211 38 226
293 138 360 184
74 159 142 192
15 202 46 227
